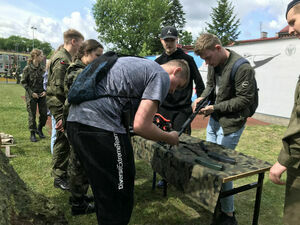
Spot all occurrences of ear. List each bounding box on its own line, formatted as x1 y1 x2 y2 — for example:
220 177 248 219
71 38 77 46
160 38 164 44
173 66 182 76
215 44 222 51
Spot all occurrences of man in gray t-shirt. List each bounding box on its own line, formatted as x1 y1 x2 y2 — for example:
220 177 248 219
67 56 190 225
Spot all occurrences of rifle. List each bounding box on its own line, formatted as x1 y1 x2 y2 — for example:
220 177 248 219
178 88 214 137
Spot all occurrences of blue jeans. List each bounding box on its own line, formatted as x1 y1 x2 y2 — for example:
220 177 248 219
51 115 56 155
206 116 245 213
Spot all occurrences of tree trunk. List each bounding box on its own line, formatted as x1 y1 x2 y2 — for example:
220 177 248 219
0 151 67 225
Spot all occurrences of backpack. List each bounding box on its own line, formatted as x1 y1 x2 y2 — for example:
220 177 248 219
230 58 259 117
68 51 119 104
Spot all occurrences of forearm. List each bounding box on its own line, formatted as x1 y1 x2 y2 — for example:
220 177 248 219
134 122 174 144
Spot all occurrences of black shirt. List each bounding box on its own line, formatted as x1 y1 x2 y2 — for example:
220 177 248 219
155 48 205 110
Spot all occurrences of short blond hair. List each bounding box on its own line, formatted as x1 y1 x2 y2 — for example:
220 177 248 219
63 29 84 44
293 3 300 15
194 33 222 56
165 59 190 89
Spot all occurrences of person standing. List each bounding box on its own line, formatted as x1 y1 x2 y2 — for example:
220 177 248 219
155 26 205 134
46 29 84 191
21 49 47 142
67 57 190 225
193 33 256 225
42 60 56 154
64 39 103 215
269 1 300 224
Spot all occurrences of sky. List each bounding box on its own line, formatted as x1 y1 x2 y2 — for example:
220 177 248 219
0 0 291 50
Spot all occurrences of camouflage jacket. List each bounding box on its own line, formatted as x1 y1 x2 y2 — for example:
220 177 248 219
278 77 300 168
201 50 256 135
64 59 86 96
21 63 45 97
62 59 86 126
46 48 72 122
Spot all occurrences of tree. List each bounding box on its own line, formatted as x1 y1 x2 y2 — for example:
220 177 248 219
179 31 193 46
206 0 240 46
161 0 186 36
92 0 170 55
0 36 53 57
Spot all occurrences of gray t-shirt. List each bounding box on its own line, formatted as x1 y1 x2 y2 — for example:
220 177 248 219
67 57 170 133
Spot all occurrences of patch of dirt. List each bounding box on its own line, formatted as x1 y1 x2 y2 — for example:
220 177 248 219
191 115 270 130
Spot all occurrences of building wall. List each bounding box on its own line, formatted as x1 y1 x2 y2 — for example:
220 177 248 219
227 38 299 118
0 51 29 74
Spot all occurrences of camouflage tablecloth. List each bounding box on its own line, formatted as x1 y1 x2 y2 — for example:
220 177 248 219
131 134 271 213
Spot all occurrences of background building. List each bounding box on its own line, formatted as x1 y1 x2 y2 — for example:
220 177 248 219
0 50 29 76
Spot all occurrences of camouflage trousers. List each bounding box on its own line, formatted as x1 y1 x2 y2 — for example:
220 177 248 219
68 143 89 199
284 167 300 225
52 130 70 179
52 129 89 198
25 94 47 132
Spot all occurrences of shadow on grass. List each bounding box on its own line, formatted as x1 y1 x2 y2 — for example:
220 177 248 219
132 160 213 225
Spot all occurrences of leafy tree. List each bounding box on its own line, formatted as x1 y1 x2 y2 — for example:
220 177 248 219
0 36 53 57
161 0 186 36
179 31 193 46
92 0 169 55
206 0 240 46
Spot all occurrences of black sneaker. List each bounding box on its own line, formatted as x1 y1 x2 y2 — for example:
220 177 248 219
69 195 94 205
71 200 96 216
54 177 70 191
217 212 238 225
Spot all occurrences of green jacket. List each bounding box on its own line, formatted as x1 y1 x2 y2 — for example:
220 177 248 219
21 63 45 97
62 59 86 125
278 77 300 168
201 49 256 135
46 48 72 122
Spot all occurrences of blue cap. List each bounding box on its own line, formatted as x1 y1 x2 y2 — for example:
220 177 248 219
286 0 300 18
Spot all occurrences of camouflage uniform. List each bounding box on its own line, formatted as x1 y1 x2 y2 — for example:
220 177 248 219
21 63 47 132
277 77 300 225
9 66 21 84
46 48 72 179
64 59 89 200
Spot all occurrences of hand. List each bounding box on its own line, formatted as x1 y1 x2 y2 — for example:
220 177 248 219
32 93 39 99
55 119 64 132
39 91 46 97
192 97 204 113
166 131 179 146
269 161 286 185
200 105 214 116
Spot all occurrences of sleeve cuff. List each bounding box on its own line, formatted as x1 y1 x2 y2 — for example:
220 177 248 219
278 148 300 167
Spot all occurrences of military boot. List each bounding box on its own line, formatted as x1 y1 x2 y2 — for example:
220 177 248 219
71 198 96 216
30 131 37 142
37 125 45 138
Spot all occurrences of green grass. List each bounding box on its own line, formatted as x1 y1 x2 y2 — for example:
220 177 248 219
0 83 286 225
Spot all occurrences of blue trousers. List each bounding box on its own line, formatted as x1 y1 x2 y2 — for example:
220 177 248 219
206 116 245 213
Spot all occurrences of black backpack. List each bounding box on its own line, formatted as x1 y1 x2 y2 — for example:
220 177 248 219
68 51 118 104
230 58 259 117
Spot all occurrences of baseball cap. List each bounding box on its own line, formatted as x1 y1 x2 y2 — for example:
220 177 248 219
286 0 300 18
160 26 178 39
